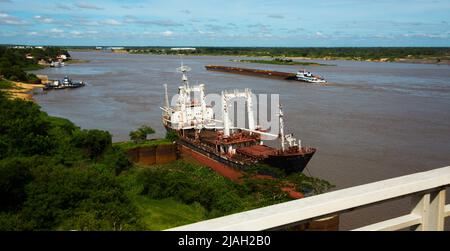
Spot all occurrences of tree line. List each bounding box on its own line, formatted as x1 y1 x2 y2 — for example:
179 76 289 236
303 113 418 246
127 47 450 60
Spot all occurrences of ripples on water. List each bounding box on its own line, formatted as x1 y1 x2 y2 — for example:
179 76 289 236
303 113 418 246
32 51 450 229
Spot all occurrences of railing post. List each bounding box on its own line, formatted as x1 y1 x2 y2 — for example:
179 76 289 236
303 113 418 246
410 188 446 231
428 188 446 231
410 192 430 231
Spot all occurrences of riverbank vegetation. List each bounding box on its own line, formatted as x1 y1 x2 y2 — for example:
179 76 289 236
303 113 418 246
125 47 450 63
0 46 70 84
234 58 334 66
0 90 332 230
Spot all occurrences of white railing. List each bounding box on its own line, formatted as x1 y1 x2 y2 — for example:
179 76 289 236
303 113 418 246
168 166 450 231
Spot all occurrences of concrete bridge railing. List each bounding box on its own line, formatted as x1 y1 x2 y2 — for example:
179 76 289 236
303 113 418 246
167 166 450 231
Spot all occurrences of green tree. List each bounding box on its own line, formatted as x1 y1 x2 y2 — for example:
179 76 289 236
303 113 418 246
0 157 33 211
165 131 179 142
72 129 112 159
129 125 155 143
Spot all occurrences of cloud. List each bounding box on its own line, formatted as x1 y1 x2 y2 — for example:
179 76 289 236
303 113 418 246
124 16 183 27
247 23 271 34
162 30 173 37
0 0 12 3
55 3 73 10
75 2 104 10
70 30 83 37
181 9 191 14
267 14 284 19
34 15 54 24
0 12 26 25
401 33 448 39
74 17 100 26
27 31 38 36
49 28 64 33
205 24 233 31
101 19 121 26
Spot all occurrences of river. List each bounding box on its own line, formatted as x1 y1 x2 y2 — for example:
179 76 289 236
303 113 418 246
32 51 450 230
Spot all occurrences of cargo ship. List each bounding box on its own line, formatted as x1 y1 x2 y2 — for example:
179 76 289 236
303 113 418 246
162 65 316 174
205 65 326 83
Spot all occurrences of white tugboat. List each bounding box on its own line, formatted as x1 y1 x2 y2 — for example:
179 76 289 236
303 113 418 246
295 69 326 83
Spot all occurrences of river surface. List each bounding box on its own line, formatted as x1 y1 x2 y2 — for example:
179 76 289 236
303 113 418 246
32 51 450 230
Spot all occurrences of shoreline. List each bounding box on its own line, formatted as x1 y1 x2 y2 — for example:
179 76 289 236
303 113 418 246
2 80 44 102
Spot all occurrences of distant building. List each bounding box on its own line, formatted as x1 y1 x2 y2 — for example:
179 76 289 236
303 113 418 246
95 46 103 50
170 47 196 51
25 54 34 59
57 54 67 60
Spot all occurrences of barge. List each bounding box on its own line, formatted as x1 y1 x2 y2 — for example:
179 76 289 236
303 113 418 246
205 65 326 83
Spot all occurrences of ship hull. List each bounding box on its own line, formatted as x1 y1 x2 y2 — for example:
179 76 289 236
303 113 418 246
205 65 297 80
264 150 316 173
166 126 315 174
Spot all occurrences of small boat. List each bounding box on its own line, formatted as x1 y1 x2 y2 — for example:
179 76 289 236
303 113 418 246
49 60 65 68
295 70 326 83
43 76 86 90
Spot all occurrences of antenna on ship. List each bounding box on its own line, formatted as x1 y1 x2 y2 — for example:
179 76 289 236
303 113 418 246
176 55 191 89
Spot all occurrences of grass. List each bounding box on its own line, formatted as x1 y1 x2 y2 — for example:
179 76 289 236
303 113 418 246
0 79 14 89
237 59 335 66
133 196 207 230
113 139 173 151
118 166 207 230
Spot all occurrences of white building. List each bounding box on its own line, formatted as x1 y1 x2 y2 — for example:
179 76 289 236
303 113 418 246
170 48 196 51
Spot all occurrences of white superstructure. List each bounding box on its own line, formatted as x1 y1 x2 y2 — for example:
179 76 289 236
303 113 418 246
162 65 214 130
296 70 326 83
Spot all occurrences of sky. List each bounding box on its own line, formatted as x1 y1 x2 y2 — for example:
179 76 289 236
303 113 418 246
0 0 449 47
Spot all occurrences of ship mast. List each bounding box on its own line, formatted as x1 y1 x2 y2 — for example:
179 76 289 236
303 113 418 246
176 58 192 129
179 56 190 89
164 84 169 110
279 104 286 152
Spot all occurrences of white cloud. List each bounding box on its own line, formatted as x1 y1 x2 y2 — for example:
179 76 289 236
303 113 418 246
0 12 26 25
162 30 174 37
50 28 64 33
101 19 121 26
27 31 38 36
34 15 54 24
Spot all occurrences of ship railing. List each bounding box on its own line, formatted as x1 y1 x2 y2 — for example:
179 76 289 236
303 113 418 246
167 166 450 231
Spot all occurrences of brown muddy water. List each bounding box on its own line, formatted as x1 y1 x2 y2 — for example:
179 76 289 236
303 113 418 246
32 51 450 230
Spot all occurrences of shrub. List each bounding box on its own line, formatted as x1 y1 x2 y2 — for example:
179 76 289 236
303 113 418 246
129 125 155 143
72 129 112 159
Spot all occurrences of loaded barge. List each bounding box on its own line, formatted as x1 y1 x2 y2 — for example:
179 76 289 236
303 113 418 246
205 65 326 83
162 65 316 174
